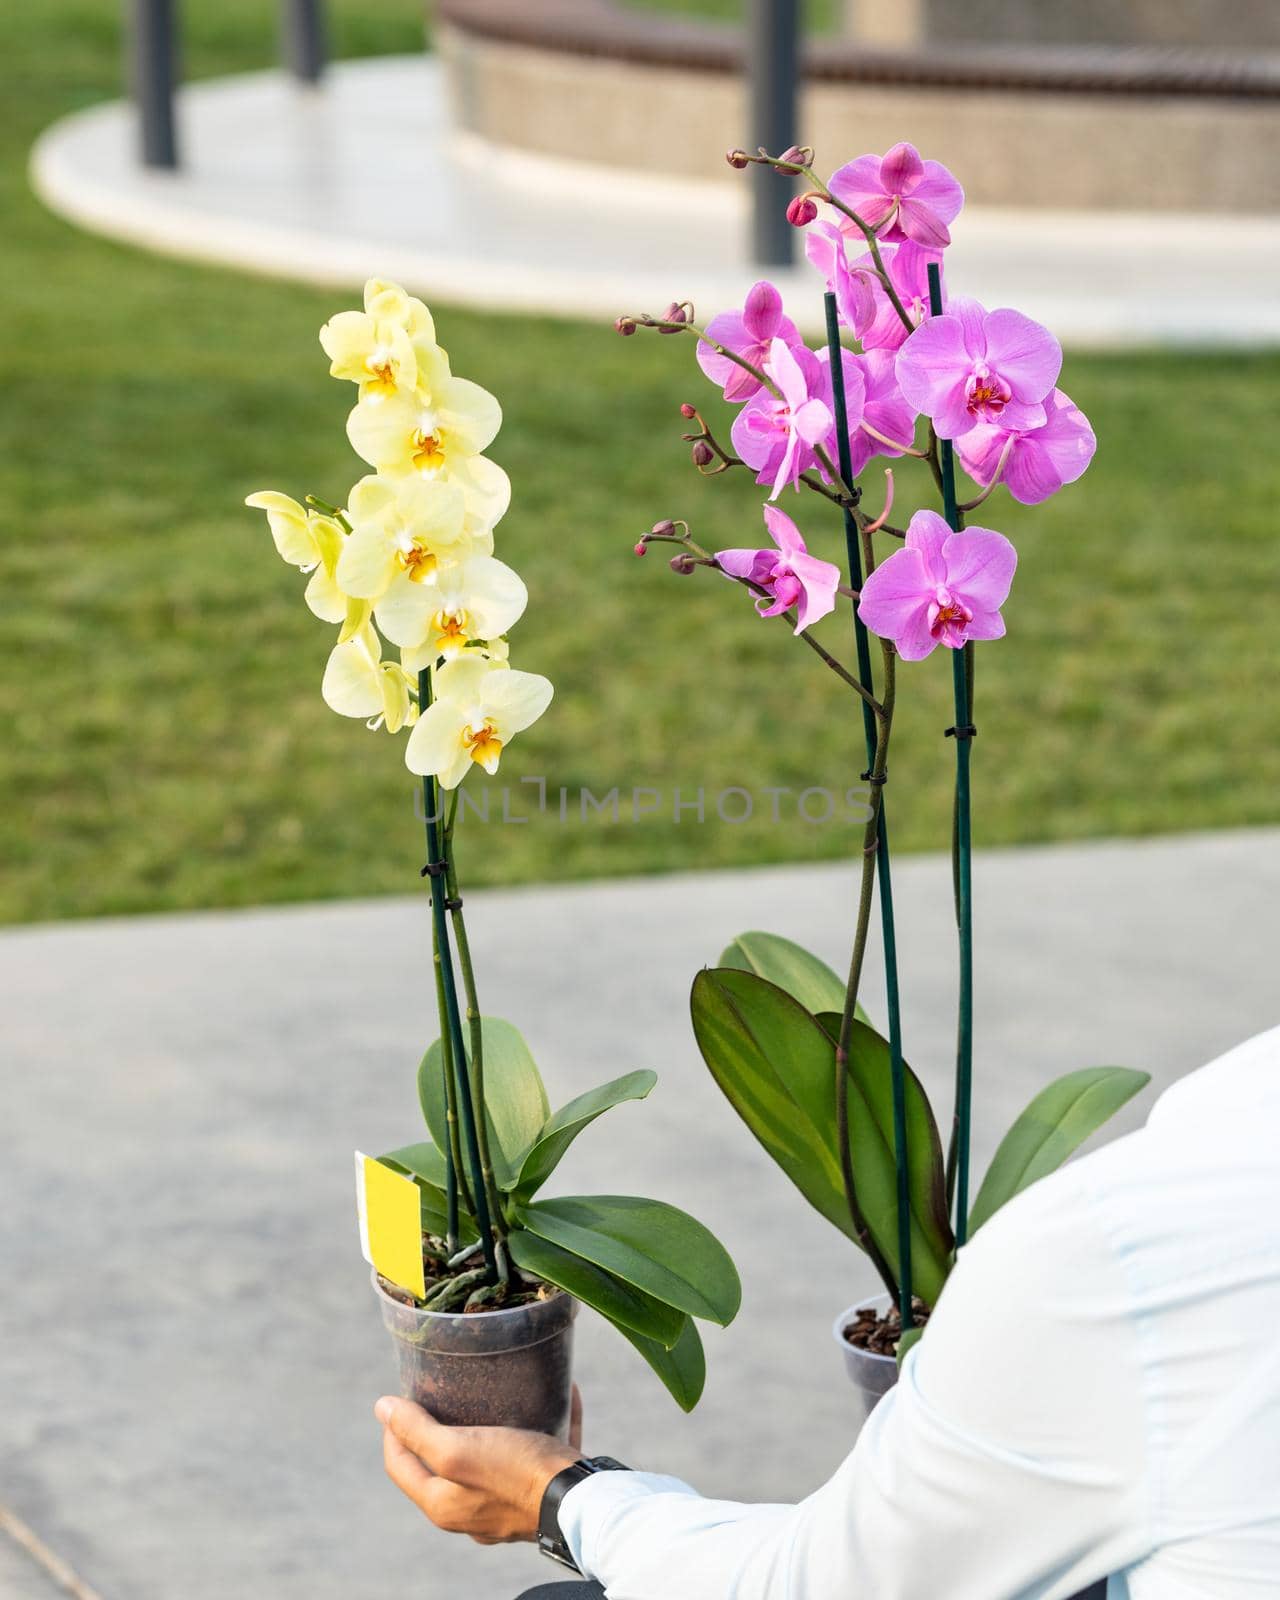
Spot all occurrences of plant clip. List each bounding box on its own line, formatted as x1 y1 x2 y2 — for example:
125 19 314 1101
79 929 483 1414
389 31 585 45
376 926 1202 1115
443 895 464 912
860 769 888 785
421 859 448 879
945 724 978 741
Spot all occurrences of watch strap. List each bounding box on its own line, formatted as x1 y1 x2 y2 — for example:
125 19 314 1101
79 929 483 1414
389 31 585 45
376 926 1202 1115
537 1456 630 1571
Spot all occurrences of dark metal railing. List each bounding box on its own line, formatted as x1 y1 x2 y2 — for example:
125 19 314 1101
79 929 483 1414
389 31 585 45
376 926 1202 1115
748 0 799 266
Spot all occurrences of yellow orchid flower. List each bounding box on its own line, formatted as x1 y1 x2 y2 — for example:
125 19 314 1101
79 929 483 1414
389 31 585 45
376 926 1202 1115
375 553 528 652
405 653 552 788
321 622 415 734
245 489 368 637
346 375 501 482
336 475 469 603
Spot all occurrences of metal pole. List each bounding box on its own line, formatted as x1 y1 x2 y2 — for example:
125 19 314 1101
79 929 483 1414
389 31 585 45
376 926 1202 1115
748 0 800 266
129 0 179 169
281 0 327 84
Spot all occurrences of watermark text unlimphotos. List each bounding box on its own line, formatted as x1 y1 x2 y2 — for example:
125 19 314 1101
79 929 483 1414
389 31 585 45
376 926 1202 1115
415 779 875 827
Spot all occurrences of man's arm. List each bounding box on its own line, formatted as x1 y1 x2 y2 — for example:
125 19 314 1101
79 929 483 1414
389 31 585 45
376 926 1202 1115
378 1164 1153 1599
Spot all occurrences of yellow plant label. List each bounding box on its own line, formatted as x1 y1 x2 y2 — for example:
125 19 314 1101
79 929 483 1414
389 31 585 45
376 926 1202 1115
354 1151 426 1301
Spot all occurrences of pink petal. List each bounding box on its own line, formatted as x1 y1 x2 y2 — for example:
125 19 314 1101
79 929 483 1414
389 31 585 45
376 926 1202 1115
863 391 918 459
933 385 979 441
743 281 784 343
948 297 988 360
716 546 772 582
999 397 1048 434
828 155 888 214
961 608 1007 643
767 337 808 411
894 314 971 418
857 547 931 635
896 196 952 249
1030 390 1097 487
762 504 806 558
942 527 1017 612
955 422 1009 488
789 551 841 632
894 606 943 660
904 509 951 583
880 142 924 193
981 309 1062 402
730 403 773 471
1002 440 1064 505
793 396 835 446
697 311 757 400
911 165 965 223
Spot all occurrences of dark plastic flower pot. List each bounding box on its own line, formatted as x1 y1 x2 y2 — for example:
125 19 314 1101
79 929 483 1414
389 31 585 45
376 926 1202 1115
373 1271 578 1436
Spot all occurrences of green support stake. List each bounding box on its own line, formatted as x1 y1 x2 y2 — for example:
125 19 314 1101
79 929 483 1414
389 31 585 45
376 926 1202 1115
926 262 975 1247
824 291 913 1328
418 668 497 1280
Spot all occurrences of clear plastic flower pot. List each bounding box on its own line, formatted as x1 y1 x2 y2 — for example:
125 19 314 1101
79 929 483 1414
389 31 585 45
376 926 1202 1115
373 1271 578 1437
832 1292 899 1428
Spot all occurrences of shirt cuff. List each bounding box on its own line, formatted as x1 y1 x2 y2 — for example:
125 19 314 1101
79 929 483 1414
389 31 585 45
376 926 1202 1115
559 1469 701 1579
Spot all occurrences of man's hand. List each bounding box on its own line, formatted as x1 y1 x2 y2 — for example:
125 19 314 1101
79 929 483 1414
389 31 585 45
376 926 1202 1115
375 1389 584 1545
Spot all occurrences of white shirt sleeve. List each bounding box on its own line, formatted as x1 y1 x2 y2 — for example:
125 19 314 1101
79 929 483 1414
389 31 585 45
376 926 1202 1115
559 1164 1154 1600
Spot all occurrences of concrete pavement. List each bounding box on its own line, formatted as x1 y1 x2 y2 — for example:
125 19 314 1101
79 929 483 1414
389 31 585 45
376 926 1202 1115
2 828 1279 1599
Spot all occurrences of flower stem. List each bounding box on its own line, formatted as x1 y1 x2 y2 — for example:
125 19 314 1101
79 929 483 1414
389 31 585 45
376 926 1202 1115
417 668 498 1283
441 818 510 1272
927 261 976 1248
431 939 471 1244
825 291 914 1328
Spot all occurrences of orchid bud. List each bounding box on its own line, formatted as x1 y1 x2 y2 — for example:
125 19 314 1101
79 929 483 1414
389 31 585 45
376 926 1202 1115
650 519 676 536
670 554 697 576
691 440 714 467
633 541 647 557
658 302 691 334
614 315 638 336
786 194 819 227
679 402 697 419
726 149 751 169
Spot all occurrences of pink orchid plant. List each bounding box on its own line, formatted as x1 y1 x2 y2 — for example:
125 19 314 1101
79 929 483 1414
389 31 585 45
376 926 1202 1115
617 139 1142 1360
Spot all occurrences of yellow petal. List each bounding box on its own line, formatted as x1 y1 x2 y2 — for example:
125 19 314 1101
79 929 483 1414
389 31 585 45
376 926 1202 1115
404 699 471 788
483 667 553 737
245 490 318 568
339 596 372 643
321 634 383 719
304 564 347 624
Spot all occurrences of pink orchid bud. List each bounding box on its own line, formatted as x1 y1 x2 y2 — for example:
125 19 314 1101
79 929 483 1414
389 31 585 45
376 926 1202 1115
659 302 692 334
679 402 698 419
650 519 676 536
614 315 638 336
691 440 714 467
633 541 647 557
670 553 697 576
726 149 751 169
786 194 819 227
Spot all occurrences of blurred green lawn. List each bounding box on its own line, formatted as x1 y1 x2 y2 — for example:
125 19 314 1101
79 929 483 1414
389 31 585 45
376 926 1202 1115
2 2 1277 922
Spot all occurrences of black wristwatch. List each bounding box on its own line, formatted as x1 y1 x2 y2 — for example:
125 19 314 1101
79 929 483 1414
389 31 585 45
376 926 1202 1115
537 1456 631 1571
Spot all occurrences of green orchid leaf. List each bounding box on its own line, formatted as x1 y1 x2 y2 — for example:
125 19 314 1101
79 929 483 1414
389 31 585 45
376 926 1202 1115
719 931 852 1018
969 1066 1151 1235
896 1325 925 1366
419 1017 550 1192
516 1195 741 1327
691 967 856 1240
506 1228 685 1348
842 1019 954 1307
612 1313 706 1412
380 1141 448 1189
515 1070 658 1200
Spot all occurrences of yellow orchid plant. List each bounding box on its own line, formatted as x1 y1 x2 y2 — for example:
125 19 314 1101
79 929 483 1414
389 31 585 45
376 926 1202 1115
246 283 738 1411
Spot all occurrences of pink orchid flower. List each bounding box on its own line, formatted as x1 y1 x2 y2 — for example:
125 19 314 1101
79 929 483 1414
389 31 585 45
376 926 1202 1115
717 505 841 633
829 143 964 248
733 338 854 499
806 228 944 353
698 282 802 403
858 509 1017 660
957 388 1097 505
819 347 919 479
895 297 1062 441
